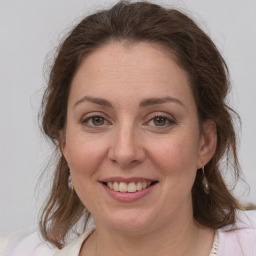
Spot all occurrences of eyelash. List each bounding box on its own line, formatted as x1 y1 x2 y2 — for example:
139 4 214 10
80 114 111 128
145 114 176 128
80 113 176 129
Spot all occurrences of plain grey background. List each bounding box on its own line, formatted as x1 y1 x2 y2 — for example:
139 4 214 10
0 0 255 236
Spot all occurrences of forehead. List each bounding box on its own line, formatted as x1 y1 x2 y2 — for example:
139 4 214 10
69 41 194 106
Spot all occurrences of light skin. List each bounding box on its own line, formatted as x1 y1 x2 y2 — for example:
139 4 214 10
61 41 217 256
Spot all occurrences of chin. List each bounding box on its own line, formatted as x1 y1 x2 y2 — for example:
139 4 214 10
95 209 159 234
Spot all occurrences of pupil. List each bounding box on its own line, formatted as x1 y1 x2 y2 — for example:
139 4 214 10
92 117 104 126
154 117 166 126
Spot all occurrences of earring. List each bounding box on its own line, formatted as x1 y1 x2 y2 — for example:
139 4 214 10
68 173 74 190
202 166 210 194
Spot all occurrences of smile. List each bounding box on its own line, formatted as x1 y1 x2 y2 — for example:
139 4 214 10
105 181 153 193
100 178 158 202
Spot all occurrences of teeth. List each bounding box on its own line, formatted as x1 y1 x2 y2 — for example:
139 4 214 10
127 182 136 192
108 182 113 190
136 182 142 191
113 182 119 191
106 181 153 193
119 182 128 192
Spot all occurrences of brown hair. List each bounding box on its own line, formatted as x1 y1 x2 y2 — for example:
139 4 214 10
40 0 243 248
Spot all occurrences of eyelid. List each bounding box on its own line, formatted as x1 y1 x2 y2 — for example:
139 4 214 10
80 112 112 126
144 112 176 127
146 112 176 122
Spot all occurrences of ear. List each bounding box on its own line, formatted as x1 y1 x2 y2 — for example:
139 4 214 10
59 130 68 160
197 119 217 169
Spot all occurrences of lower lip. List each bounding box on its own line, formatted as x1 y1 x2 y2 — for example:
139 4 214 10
101 183 156 202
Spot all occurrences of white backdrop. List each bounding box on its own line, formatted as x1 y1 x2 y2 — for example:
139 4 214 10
0 0 255 236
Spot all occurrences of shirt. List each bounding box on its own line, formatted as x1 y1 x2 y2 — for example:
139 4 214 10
1 210 255 256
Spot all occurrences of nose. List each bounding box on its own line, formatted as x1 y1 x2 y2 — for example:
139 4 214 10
108 124 146 168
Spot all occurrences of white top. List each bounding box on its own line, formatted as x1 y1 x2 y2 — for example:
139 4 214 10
0 226 58 256
1 210 255 256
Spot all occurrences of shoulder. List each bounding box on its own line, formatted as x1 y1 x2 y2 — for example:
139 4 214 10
217 210 256 255
54 228 95 256
0 226 58 256
53 215 96 256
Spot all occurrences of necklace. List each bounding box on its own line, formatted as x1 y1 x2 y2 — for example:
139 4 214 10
209 231 218 255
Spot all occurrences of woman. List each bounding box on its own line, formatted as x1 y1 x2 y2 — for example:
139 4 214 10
1 1 255 255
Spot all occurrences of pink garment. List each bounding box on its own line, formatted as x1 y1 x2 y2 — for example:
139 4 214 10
217 210 256 255
0 227 58 256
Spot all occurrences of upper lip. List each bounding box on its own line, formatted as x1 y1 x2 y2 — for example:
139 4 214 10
99 177 157 183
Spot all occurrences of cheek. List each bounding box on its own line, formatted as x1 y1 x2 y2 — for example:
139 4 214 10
65 135 108 209
149 135 199 170
65 133 107 177
143 135 199 217
146 132 200 191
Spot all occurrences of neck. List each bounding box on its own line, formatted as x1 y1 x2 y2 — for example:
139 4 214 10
81 207 214 256
96 220 199 256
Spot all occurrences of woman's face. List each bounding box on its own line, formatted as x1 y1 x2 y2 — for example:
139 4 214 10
62 41 215 233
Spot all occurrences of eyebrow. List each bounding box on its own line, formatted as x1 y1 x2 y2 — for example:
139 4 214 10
139 96 185 108
74 96 113 108
74 95 184 109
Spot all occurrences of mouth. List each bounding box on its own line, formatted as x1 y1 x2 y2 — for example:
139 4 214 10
101 180 158 193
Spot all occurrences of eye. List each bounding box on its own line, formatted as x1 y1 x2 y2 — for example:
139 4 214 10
152 116 168 126
90 116 105 126
146 114 175 128
81 114 110 127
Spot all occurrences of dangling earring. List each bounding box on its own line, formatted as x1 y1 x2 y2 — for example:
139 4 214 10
202 166 210 194
68 173 74 190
